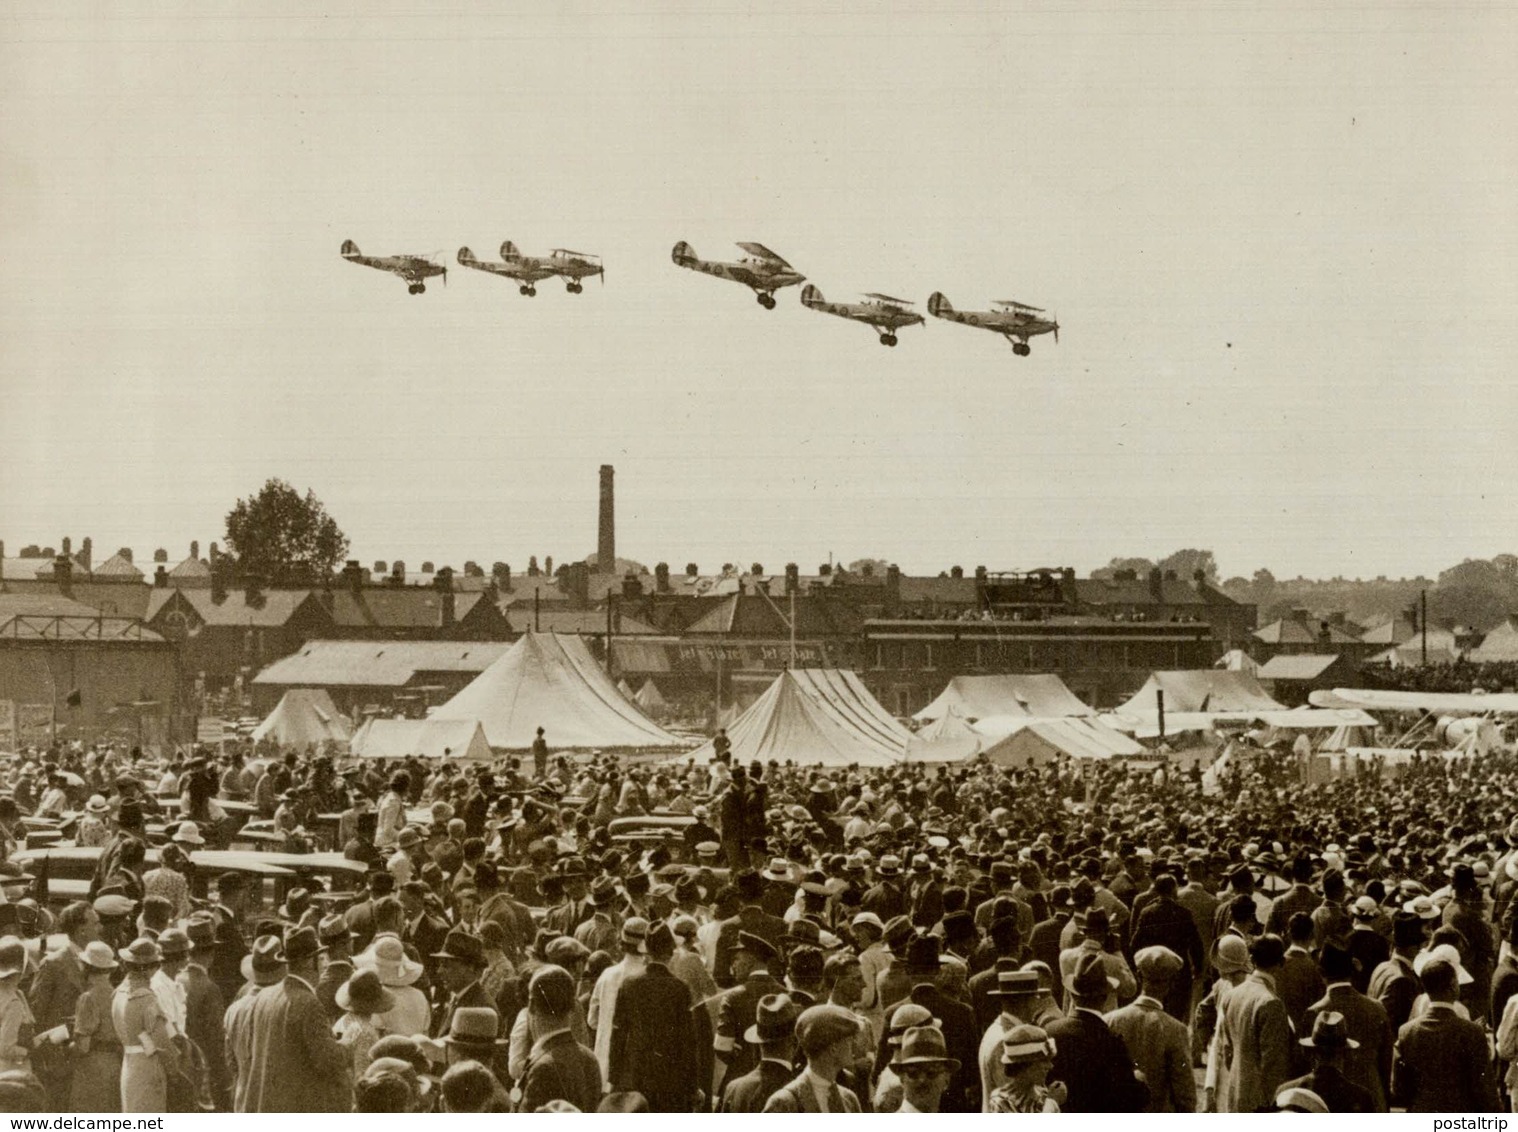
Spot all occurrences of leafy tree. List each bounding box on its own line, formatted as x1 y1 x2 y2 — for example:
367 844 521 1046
1090 556 1155 580
848 558 892 577
1157 548 1219 581
223 478 349 586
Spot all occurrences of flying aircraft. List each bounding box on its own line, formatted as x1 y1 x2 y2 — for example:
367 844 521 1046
926 293 1059 355
457 242 603 296
799 285 925 347
340 240 447 295
670 241 804 308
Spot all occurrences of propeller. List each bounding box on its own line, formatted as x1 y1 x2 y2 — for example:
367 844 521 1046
1053 317 1059 344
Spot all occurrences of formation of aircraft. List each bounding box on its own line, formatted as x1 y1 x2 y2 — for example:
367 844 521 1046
927 293 1059 355
342 237 1061 355
800 285 924 347
670 241 805 308
458 242 603 296
340 240 447 294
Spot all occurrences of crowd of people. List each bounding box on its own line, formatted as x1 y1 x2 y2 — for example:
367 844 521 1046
3 730 1518 1113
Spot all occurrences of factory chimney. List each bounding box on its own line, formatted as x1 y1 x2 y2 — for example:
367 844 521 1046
598 464 615 574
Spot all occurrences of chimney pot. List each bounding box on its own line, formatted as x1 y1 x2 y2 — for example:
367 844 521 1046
154 565 168 588
950 565 963 579
53 555 74 598
154 548 168 563
190 540 199 560
118 547 132 564
685 563 698 578
79 537 92 571
62 536 72 556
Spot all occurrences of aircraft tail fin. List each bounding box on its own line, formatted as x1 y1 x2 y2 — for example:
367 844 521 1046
800 284 825 308
926 292 952 318
500 240 521 262
671 241 696 266
457 247 477 265
341 240 360 258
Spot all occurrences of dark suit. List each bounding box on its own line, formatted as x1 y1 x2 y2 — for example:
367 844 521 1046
1346 925 1391 995
1047 1007 1149 1112
1391 1003 1501 1112
1276 947 1327 1055
712 906 787 988
1367 953 1421 1031
241 975 351 1112
721 1057 794 1113
521 1029 602 1114
179 963 228 1108
902 983 979 1113
1029 917 1069 1004
609 961 698 1111
1305 982 1394 1111
431 979 493 1038
714 970 784 1088
315 957 353 1023
1130 895 1205 1019
1280 1066 1373 1113
909 877 944 929
861 879 907 923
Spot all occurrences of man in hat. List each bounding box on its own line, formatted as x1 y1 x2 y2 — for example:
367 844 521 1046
1266 857 1321 937
712 871 787 989
908 854 944 930
893 936 979 1112
574 875 624 955
890 1024 961 1113
720 992 801 1112
431 928 492 1040
1280 1011 1374 1113
240 926 350 1111
1367 911 1426 1030
987 1023 1062 1113
440 1005 504 1075
609 921 700 1111
1046 950 1148 1112
760 1003 864 1112
399 880 449 963
976 967 1042 1110
1217 933 1292 1113
28 900 99 1105
1058 908 1135 1013
1391 957 1500 1112
314 914 355 1022
1106 946 1196 1113
520 965 602 1114
387 826 425 888
1129 873 1203 1020
588 916 647 1080
1304 942 1394 1111
862 854 908 923
714 931 784 1093
1445 861 1496 1020
180 913 227 1108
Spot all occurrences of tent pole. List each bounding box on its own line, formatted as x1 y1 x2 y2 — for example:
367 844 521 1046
1156 688 1165 743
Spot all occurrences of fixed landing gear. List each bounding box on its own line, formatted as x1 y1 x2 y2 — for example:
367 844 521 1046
407 282 425 295
566 281 583 294
519 284 537 297
1013 342 1030 356
878 333 898 347
756 292 776 309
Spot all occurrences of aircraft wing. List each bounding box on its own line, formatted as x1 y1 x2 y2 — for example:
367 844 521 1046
736 242 791 268
862 292 914 306
1308 688 1518 714
551 248 598 260
993 299 1045 313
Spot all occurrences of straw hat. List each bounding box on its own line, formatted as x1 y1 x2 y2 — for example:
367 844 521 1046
355 933 424 987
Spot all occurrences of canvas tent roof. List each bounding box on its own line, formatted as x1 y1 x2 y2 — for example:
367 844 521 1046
981 718 1142 766
634 678 668 712
1215 649 1260 674
913 674 1093 723
905 706 982 763
251 689 352 746
431 632 684 750
1115 670 1284 715
350 717 493 761
678 669 909 767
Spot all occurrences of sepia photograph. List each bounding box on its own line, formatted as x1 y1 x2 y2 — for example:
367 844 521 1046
1 0 1516 1117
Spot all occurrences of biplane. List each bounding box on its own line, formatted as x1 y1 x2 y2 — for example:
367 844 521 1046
926 293 1059 355
340 240 447 295
799 285 924 347
458 242 603 296
670 241 805 308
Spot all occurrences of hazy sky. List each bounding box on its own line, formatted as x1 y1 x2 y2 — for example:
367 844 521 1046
3 1 1514 582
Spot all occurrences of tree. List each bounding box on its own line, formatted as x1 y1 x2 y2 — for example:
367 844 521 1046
223 478 349 586
1157 548 1219 582
1090 556 1155 581
848 557 892 577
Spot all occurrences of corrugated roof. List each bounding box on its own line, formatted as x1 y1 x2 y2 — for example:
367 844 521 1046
254 640 515 687
1257 654 1342 680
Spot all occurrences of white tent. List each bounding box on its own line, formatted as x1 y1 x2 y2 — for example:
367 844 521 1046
431 632 684 750
634 678 668 713
913 674 1093 722
905 706 983 763
350 718 494 762
1215 649 1260 674
677 669 909 767
251 689 352 747
980 718 1142 767
1115 670 1285 715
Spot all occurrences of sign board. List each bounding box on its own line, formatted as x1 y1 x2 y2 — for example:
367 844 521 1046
197 718 227 744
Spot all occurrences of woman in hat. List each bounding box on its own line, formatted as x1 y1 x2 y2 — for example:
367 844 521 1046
69 941 123 1112
111 937 181 1113
143 842 192 922
987 1024 1062 1113
354 934 430 1038
77 796 113 848
334 969 395 1077
0 936 34 1076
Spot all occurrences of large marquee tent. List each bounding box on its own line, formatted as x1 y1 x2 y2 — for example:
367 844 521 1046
350 717 494 762
1114 670 1285 715
431 632 684 750
251 689 352 747
904 706 983 763
913 675 1093 723
677 669 910 767
979 718 1143 767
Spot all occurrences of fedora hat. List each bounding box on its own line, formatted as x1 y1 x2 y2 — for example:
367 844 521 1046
876 854 903 877
284 926 320 964
1300 1010 1360 1050
355 934 424 987
1064 950 1120 998
81 940 118 971
0 937 25 980
904 933 942 973
588 875 619 906
892 1024 960 1072
433 928 486 967
317 914 353 948
118 936 162 967
1001 1023 1055 1067
156 927 191 959
744 993 803 1044
442 1006 504 1048
396 827 423 850
279 888 312 921
733 930 779 966
240 935 287 985
337 968 396 1017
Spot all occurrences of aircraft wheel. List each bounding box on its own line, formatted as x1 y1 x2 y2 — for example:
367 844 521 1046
1014 342 1030 356
527 286 536 297
879 334 891 346
757 293 774 309
887 335 898 347
407 284 418 295
519 285 529 296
